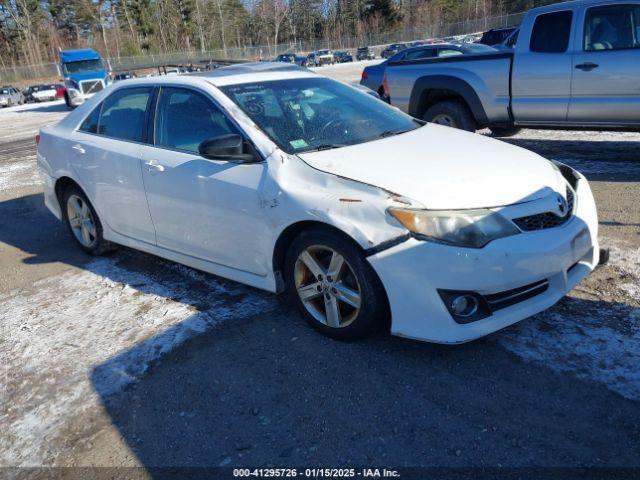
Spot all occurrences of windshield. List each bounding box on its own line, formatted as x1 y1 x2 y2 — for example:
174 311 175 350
0 89 9 95
221 77 420 154
63 59 104 75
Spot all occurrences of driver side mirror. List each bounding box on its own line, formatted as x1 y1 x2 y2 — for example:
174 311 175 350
198 134 259 163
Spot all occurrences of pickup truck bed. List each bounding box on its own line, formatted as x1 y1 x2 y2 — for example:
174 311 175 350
386 52 514 128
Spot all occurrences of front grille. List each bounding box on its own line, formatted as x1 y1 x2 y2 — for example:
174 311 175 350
513 187 574 232
484 279 549 312
80 80 104 95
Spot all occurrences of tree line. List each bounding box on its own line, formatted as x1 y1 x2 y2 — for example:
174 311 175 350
0 0 555 67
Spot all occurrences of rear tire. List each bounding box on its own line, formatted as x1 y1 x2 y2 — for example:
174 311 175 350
490 126 522 137
285 228 388 341
423 99 477 132
61 185 113 255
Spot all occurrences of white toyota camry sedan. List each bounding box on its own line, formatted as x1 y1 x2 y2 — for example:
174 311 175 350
36 63 600 343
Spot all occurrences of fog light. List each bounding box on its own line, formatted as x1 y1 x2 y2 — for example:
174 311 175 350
450 294 478 317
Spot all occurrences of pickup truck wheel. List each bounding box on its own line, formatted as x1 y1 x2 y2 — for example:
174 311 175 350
423 100 477 132
490 126 522 137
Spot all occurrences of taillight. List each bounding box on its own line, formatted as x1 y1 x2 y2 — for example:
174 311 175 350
382 73 390 98
35 134 40 146
361 69 368 80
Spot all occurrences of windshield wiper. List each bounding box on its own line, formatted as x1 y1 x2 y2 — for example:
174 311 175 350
312 143 347 151
379 128 412 138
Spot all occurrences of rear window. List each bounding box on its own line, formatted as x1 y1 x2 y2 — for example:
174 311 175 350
530 11 573 53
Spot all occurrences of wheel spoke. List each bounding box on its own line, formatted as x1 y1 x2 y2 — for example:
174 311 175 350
71 197 83 217
327 251 344 279
300 250 324 279
80 201 89 219
83 219 96 237
324 294 341 327
81 225 91 245
297 282 322 301
334 282 361 309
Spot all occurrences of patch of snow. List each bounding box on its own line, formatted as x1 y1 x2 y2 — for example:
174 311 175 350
0 156 39 190
498 237 640 401
0 257 276 466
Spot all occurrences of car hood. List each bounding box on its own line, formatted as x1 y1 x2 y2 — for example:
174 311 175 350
297 124 565 210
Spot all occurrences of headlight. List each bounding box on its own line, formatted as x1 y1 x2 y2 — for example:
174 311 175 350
68 89 79 98
388 207 520 248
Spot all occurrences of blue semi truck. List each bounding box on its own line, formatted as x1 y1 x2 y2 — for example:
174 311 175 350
59 49 110 108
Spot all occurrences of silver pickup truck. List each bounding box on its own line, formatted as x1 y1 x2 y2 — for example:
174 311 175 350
384 0 640 136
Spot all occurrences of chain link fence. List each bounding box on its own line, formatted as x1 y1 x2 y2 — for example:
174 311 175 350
0 10 525 85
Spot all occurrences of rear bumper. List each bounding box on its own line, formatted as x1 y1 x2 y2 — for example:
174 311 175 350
368 177 599 343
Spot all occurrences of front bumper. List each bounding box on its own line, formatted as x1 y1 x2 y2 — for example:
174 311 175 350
368 177 599 344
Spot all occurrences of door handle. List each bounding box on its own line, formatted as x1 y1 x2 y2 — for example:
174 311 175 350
71 144 85 155
144 160 165 173
575 62 599 71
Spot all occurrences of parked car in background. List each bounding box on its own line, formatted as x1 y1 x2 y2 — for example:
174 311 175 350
381 43 408 58
305 52 318 66
334 50 353 63
275 53 307 66
37 62 600 344
384 0 640 137
23 85 40 103
0 85 24 107
476 26 518 46
32 84 58 102
53 83 67 99
361 43 497 97
356 46 376 60
493 28 520 50
113 72 137 82
316 49 335 65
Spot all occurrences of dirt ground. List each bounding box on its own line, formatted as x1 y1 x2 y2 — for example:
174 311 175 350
1 62 639 477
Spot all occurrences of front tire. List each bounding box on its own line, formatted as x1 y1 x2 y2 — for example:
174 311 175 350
62 185 113 255
285 228 388 341
423 99 477 132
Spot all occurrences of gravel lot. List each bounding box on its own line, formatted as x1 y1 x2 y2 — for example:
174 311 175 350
1 62 639 474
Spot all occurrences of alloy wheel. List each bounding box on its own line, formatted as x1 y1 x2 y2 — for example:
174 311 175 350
67 194 97 248
294 245 362 328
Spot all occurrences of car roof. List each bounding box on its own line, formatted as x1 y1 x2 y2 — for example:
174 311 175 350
116 62 317 88
528 0 613 14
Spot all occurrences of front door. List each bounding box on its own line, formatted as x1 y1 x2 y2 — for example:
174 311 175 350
568 2 640 125
139 86 269 275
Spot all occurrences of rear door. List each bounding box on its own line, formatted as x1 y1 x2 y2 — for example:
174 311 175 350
138 86 268 275
71 86 157 244
568 2 640 125
512 9 575 123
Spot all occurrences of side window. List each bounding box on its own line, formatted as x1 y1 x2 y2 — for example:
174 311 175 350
584 5 640 51
405 48 436 60
530 10 573 53
98 87 152 142
438 49 464 57
79 104 101 134
154 87 238 153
